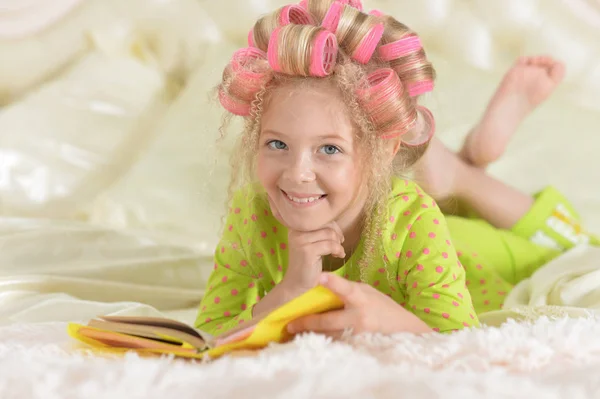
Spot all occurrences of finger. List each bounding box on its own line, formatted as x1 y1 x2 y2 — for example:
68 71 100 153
293 228 343 247
320 273 365 306
325 221 344 243
287 309 352 334
312 240 346 259
318 330 348 341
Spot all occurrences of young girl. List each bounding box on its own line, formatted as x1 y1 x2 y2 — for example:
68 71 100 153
195 0 598 337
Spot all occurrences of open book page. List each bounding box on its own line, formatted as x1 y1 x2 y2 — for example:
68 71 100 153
98 315 214 344
88 319 209 349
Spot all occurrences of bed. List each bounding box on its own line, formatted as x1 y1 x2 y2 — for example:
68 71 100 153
1 0 599 397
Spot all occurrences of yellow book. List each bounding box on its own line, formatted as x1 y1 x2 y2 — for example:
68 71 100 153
67 285 343 360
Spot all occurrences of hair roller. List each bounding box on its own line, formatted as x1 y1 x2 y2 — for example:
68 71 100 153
379 16 436 96
321 1 343 32
407 80 434 97
247 28 255 47
356 68 418 139
218 89 251 116
219 47 272 116
326 3 384 64
378 35 422 61
267 24 338 77
301 0 362 22
348 0 363 10
249 4 315 51
401 106 435 146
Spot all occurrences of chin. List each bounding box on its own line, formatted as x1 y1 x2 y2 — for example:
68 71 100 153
282 218 327 233
280 212 334 232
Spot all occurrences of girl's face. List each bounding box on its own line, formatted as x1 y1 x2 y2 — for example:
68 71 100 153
257 82 367 233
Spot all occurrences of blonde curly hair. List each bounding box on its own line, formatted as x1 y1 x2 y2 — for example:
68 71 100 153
216 0 436 275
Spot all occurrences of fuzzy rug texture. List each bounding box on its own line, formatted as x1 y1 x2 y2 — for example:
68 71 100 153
2 316 600 399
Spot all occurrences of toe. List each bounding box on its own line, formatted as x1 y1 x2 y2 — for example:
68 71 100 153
532 55 557 68
549 61 566 83
516 56 529 65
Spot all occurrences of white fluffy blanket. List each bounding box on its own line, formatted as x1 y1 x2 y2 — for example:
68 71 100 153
2 316 600 399
2 246 600 399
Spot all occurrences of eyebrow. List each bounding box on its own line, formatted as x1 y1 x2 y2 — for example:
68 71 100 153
261 129 350 143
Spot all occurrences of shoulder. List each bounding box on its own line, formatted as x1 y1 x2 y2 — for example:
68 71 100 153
226 183 281 236
387 177 438 216
228 183 271 220
381 178 447 248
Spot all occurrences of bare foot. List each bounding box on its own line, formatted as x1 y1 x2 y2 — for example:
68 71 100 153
460 56 566 168
413 138 465 202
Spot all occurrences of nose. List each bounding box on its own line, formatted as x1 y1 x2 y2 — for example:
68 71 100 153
283 151 316 184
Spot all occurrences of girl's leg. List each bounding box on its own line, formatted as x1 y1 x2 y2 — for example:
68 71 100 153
459 56 565 169
415 138 533 229
414 55 565 228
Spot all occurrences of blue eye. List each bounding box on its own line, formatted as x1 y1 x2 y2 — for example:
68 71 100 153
320 145 340 155
267 140 287 150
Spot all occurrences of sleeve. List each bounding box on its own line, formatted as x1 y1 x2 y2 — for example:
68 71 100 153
400 209 480 333
194 206 263 336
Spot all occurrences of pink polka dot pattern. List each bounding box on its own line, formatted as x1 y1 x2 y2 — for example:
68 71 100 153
394 190 480 334
196 178 482 337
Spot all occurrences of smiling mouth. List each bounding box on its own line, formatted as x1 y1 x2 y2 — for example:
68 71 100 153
281 189 327 205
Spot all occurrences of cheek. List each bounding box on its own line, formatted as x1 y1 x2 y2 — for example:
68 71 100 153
325 160 362 195
257 154 277 188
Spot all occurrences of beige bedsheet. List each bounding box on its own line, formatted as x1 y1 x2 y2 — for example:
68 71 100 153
0 0 599 328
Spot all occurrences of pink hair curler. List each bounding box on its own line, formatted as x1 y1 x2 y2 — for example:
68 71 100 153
408 80 434 97
348 0 363 10
311 30 338 76
298 0 308 9
268 26 338 77
400 106 435 145
378 35 422 61
322 1 343 32
357 68 425 140
249 5 313 49
247 28 255 47
279 4 314 25
267 27 283 73
352 22 384 64
230 47 268 76
220 47 271 116
218 87 251 116
356 68 401 111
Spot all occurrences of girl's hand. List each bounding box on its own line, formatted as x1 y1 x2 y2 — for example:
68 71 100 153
287 273 433 337
268 196 345 293
253 197 345 317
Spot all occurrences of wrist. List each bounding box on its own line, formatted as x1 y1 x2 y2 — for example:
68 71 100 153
402 312 433 334
278 278 312 300
252 279 308 317
392 305 433 335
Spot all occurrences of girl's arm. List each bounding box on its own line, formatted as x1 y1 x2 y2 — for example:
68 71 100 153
397 209 480 333
195 209 262 335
